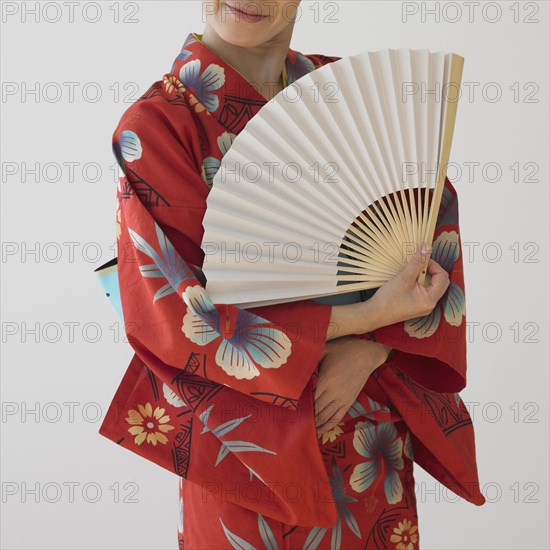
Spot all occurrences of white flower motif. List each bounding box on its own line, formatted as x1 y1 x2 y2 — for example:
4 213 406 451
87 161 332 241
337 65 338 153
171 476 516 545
162 383 187 408
181 285 292 380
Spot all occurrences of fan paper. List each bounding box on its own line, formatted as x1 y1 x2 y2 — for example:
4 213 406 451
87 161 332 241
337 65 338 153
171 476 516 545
201 48 464 307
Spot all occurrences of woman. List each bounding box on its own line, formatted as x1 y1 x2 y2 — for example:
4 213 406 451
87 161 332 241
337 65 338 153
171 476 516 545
98 1 486 548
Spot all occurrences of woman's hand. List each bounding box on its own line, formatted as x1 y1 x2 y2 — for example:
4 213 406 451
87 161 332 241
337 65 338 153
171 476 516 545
328 244 450 339
314 338 392 438
367 243 450 328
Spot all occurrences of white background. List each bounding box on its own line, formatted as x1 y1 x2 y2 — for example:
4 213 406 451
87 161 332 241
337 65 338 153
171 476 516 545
1 1 548 548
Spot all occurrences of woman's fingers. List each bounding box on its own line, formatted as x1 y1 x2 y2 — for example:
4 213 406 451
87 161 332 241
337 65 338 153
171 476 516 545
425 259 450 297
426 257 445 276
316 403 347 436
314 395 338 426
314 388 342 427
401 246 431 284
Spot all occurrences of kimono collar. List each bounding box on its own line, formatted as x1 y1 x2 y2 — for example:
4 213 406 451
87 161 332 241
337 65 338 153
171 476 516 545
168 32 318 130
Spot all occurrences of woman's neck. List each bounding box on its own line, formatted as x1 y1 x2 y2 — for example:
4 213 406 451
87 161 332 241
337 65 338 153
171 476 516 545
200 25 293 101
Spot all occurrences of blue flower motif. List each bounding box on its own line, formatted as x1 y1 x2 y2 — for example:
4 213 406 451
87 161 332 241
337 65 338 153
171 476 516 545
201 132 236 187
176 48 192 62
112 130 142 175
181 285 292 380
404 230 465 339
124 220 290 381
179 59 225 112
169 49 193 74
436 184 459 227
349 421 404 505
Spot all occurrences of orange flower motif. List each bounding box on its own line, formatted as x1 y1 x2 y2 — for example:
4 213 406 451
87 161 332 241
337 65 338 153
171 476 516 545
320 421 344 444
188 94 206 113
126 403 175 446
390 518 418 550
163 74 186 96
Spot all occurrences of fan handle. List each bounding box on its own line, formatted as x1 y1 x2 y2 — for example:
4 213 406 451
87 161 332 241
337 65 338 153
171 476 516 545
417 53 464 287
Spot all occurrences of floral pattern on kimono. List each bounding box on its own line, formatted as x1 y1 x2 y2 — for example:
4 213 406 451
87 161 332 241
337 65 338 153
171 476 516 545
97 31 486 539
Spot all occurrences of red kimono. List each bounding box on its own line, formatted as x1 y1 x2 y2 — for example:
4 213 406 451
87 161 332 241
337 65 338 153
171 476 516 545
97 32 485 549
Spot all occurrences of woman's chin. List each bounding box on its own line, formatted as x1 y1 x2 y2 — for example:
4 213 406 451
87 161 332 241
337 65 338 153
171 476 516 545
215 27 272 48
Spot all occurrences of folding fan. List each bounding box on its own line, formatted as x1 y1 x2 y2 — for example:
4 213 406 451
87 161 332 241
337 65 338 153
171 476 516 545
200 48 465 308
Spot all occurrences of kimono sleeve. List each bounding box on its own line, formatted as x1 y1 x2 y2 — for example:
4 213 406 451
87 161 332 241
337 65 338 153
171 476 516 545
113 93 333 410
363 177 469 394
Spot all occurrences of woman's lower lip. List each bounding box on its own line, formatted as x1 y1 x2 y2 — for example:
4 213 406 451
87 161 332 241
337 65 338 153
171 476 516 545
224 3 268 22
